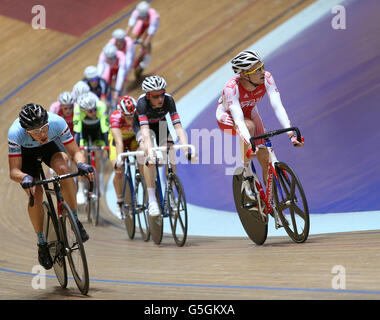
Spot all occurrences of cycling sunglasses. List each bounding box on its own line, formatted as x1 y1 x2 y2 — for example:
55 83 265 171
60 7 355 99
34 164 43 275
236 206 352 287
243 62 264 75
149 91 166 99
27 122 49 134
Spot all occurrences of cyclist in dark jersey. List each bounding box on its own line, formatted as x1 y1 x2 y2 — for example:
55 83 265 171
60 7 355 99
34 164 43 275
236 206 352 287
83 65 110 105
133 75 190 217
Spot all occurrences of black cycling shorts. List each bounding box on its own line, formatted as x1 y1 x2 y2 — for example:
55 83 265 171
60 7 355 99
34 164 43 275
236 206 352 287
21 140 64 179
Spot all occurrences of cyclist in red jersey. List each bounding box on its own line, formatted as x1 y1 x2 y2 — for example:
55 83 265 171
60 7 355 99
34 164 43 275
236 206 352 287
216 50 304 197
49 91 75 135
109 96 139 218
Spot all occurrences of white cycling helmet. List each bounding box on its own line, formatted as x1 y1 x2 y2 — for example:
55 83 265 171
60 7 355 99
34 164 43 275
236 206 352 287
84 65 98 80
136 1 150 17
231 50 262 74
112 28 126 40
103 43 117 59
58 91 75 105
72 81 90 99
77 93 97 111
142 75 167 92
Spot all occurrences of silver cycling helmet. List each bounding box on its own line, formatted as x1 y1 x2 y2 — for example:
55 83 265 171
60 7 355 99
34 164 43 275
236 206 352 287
112 28 126 40
58 91 75 105
72 81 90 99
230 50 262 74
77 93 97 112
103 43 117 59
84 65 98 80
141 75 167 92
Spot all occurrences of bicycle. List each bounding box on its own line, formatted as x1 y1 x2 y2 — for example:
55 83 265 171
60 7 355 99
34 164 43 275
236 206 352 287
116 150 150 241
147 144 195 247
233 127 309 245
31 158 90 295
79 134 109 226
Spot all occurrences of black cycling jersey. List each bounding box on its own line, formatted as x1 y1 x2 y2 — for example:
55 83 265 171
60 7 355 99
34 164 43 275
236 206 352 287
133 93 181 127
83 77 109 99
133 93 180 145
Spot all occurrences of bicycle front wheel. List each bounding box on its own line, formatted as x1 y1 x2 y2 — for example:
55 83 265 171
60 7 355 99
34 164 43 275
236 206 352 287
61 203 89 295
42 201 67 288
87 169 100 226
149 180 163 245
273 162 310 243
124 175 135 239
135 174 150 241
168 174 188 247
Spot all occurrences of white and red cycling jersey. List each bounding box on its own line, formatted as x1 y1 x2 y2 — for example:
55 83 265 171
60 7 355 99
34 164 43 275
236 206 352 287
97 50 127 93
49 101 74 135
216 71 291 146
108 36 135 76
128 8 160 37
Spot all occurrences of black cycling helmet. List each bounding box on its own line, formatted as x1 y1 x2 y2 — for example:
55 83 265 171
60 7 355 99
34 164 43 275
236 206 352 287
19 103 48 130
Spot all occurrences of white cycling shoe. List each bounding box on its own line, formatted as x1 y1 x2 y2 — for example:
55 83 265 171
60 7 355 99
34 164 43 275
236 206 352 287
241 179 257 201
148 201 160 217
76 190 87 205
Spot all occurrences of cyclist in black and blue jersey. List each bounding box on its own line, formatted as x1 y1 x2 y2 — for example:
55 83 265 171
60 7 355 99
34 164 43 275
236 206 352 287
8 103 94 270
133 76 192 217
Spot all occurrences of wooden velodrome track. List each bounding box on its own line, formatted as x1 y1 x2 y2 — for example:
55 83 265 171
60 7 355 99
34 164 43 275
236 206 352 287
1 0 379 301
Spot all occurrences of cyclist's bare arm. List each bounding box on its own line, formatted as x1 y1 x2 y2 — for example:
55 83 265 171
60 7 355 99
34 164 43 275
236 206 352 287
173 123 188 146
8 156 35 196
111 127 125 156
8 156 27 183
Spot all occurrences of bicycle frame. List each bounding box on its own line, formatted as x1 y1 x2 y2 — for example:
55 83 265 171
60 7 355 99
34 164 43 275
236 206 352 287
149 144 195 216
250 140 280 216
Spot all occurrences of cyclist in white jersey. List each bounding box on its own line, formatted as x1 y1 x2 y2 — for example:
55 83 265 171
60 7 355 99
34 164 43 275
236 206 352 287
216 50 304 197
8 104 94 270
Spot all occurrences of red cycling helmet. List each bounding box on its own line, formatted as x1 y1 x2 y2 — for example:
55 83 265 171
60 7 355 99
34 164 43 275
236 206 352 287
117 95 137 116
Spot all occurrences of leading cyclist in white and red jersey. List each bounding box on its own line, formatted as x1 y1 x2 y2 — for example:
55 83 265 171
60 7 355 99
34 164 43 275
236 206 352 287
216 50 304 187
126 1 160 76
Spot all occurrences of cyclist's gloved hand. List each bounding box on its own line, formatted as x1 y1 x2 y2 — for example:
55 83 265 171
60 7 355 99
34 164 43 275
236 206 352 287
290 135 304 147
77 162 94 175
21 174 35 189
245 147 258 159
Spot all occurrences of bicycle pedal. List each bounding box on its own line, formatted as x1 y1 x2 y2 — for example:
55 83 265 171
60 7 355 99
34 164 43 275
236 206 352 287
242 202 258 209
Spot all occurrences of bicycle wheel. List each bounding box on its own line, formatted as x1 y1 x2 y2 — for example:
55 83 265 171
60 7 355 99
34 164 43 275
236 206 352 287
42 201 67 288
87 169 100 226
135 174 150 241
61 202 89 295
149 180 163 245
168 174 188 247
232 167 268 245
273 162 310 243
123 175 135 239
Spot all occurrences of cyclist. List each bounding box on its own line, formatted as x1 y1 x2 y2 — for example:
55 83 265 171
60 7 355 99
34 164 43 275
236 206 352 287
125 1 160 79
97 43 127 109
108 29 135 85
73 93 110 204
8 103 93 270
216 50 304 199
49 91 75 135
133 76 191 217
109 95 139 219
83 65 110 104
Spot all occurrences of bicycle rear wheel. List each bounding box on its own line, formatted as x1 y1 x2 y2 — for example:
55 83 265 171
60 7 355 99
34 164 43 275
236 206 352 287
168 174 188 247
273 162 310 243
87 169 100 226
232 167 268 245
123 175 135 239
42 201 67 288
61 203 89 295
135 174 150 241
